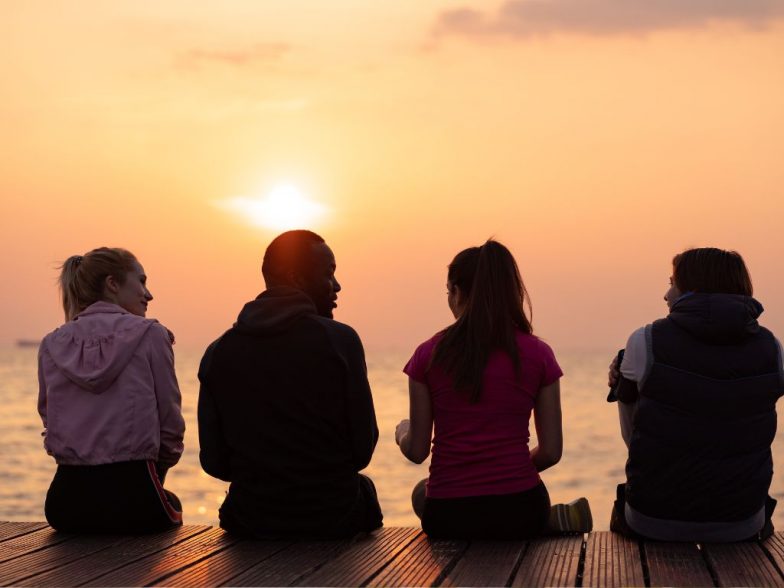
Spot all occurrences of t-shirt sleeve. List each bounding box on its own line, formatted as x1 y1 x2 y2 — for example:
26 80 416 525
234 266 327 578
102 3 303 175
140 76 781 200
403 337 437 384
538 339 563 387
620 326 648 383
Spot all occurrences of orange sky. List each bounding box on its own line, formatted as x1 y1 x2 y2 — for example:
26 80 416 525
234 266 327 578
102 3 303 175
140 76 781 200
2 2 784 353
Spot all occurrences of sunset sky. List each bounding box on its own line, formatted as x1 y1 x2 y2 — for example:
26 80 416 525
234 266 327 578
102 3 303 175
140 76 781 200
2 1 784 353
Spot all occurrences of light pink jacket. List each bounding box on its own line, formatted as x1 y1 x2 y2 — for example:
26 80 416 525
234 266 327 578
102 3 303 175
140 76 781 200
37 301 185 469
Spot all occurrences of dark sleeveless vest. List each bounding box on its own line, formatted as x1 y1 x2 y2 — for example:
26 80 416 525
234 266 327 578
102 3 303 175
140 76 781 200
626 293 783 523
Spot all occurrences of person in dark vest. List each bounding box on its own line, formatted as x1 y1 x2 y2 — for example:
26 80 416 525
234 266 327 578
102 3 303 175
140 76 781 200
607 247 782 541
198 230 383 538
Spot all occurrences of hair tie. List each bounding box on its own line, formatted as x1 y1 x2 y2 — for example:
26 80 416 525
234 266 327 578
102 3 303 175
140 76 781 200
74 256 83 265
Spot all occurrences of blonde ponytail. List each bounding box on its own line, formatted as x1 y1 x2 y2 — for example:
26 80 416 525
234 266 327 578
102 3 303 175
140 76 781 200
58 248 137 321
59 256 85 322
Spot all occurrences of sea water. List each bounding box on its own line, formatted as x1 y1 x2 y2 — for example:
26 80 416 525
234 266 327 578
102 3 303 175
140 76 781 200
1 346 782 530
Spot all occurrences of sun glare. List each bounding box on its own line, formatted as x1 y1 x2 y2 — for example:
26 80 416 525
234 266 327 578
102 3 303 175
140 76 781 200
219 184 328 230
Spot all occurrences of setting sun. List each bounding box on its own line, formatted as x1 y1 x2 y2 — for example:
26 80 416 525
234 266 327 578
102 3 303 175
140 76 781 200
217 184 328 231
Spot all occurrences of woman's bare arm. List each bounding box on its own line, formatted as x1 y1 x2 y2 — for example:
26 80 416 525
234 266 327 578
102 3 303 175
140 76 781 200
395 378 433 464
530 380 563 472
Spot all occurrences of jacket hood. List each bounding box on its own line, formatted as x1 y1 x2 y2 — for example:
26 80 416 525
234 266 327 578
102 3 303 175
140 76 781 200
41 301 156 393
668 293 763 344
235 286 318 335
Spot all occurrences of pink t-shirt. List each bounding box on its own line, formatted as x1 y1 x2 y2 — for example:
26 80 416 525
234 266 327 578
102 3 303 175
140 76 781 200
403 330 562 499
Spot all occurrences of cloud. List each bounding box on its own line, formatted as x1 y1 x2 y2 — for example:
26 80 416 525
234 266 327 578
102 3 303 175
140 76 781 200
434 0 784 38
178 43 289 68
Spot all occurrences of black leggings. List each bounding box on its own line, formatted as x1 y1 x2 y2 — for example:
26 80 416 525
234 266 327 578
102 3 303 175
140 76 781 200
45 460 182 534
422 482 551 540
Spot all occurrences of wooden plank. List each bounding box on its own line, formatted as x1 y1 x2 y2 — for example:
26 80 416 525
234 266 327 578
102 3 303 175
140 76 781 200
703 541 784 587
511 535 583 587
0 527 72 565
583 531 645 587
0 523 49 543
761 533 784 580
441 540 527 587
227 539 353 586
0 533 136 586
159 539 293 587
643 541 714 587
366 534 466 587
81 527 234 587
15 525 209 587
295 527 420 587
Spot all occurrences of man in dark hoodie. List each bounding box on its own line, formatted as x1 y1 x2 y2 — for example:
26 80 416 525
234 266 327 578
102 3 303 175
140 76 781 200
607 247 782 542
198 230 383 538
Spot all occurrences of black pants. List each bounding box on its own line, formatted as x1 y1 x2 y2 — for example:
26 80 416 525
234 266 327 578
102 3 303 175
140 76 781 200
422 482 551 540
220 473 383 539
45 460 182 534
609 483 777 542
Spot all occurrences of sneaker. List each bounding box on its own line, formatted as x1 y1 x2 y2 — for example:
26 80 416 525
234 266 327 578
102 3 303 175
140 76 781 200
549 497 593 534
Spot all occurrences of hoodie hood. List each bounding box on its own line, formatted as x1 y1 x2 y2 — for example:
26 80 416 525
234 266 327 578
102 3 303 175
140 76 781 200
668 293 763 344
41 301 156 393
235 286 318 335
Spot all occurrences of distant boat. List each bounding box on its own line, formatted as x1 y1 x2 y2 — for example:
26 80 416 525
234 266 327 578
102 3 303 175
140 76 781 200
16 339 40 348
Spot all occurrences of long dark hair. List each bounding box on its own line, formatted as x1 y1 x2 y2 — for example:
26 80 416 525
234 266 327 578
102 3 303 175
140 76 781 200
431 239 533 403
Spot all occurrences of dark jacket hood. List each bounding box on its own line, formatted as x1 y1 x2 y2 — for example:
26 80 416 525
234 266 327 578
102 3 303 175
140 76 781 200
668 293 763 344
235 286 318 335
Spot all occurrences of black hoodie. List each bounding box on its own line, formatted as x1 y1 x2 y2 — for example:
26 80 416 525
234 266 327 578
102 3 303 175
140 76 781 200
198 287 381 537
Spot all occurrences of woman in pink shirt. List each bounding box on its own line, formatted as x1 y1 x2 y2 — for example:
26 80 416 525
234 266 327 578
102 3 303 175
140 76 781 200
395 240 592 539
38 247 185 533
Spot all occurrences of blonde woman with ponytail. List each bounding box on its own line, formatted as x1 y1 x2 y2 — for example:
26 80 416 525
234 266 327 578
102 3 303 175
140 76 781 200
38 247 185 533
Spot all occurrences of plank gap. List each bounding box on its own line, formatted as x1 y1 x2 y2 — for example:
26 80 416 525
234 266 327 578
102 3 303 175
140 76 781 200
80 526 223 587
299 527 421 587
142 537 243 587
0 528 75 565
6 536 136 586
697 543 721 587
637 539 651 587
358 531 422 587
574 535 587 588
286 540 354 588
503 541 530 588
12 525 210 587
0 523 49 544
757 538 784 582
431 540 470 587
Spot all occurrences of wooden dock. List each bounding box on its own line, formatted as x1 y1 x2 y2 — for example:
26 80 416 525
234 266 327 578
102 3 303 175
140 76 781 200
1 522 783 586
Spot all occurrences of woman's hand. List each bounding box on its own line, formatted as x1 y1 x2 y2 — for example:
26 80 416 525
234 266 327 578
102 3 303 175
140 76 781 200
395 419 411 447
